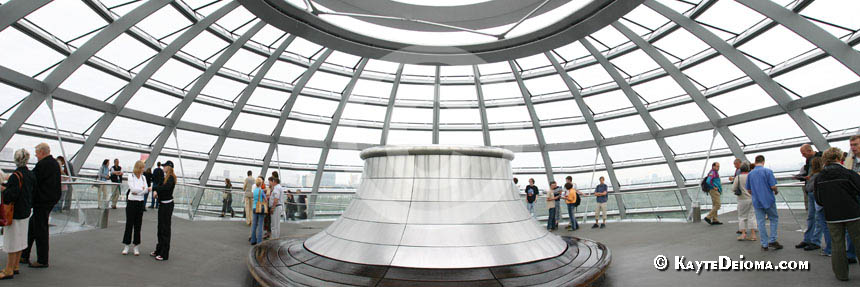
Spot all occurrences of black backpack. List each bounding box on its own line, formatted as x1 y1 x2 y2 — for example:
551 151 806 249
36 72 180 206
701 177 710 193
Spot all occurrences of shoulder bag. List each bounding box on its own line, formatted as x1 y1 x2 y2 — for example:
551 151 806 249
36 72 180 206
0 171 23 226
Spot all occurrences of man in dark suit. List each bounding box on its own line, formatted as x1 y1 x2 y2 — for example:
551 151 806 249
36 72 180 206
21 143 61 268
151 162 164 209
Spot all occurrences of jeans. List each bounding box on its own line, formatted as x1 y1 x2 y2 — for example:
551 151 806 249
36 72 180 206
567 203 578 229
803 192 821 245
251 213 266 244
817 202 856 258
526 202 534 216
754 205 779 247
547 207 557 230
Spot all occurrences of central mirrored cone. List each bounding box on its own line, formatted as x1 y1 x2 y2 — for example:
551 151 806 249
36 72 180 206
304 145 568 269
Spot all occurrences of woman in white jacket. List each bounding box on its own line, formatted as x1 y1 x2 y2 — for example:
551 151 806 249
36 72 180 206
122 160 150 256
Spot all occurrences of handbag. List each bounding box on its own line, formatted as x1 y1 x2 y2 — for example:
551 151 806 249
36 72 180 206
254 190 268 214
0 171 23 226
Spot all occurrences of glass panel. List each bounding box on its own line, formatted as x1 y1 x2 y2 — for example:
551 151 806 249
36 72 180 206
622 5 670 32
534 99 582 120
4 135 82 167
286 37 323 59
365 59 400 74
341 103 386 122
173 129 219 154
438 131 484 145
265 61 305 83
396 83 434 101
730 114 805 145
553 41 589 62
182 103 230 127
695 0 766 35
523 74 568 96
200 75 247 101
290 96 339 117
247 87 289 108
59 66 127 101
223 49 266 74
594 115 650 138
489 129 538 145
249 25 286 47
589 25 630 49
181 31 229 62
387 130 431 145
390 107 431 123
232 113 277 134
25 0 108 42
281 120 328 140
613 163 674 188
707 85 777 117
651 102 709 129
102 116 161 144
326 149 362 166
151 59 204 88
25 101 101 134
278 145 323 164
681 56 746 88
511 152 544 168
606 140 664 163
800 0 860 38
477 61 511 76
439 108 480 124
549 148 598 167
664 130 729 156
353 79 392 98
333 126 381 144
567 63 613 88
541 125 592 144
486 106 531 123
220 137 268 159
0 28 65 77
583 90 633 114
0 83 28 118
805 96 860 131
738 25 816 66
652 28 710 61
631 76 687 103
775 57 860 98
306 71 352 92
609 49 661 77
439 84 476 101
515 54 551 71
128 88 181 117
480 81 521 100
96 34 158 71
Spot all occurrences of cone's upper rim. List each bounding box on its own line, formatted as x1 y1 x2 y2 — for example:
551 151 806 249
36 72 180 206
360 145 515 160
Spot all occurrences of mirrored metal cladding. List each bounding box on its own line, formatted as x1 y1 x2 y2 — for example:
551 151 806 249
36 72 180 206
304 145 568 269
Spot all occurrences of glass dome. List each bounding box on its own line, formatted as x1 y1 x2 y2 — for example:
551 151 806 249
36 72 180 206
0 0 858 208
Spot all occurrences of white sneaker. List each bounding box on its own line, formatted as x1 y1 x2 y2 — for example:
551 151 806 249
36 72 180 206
133 245 140 256
122 245 129 255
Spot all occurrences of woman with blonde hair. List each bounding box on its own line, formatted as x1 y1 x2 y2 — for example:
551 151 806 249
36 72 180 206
122 160 149 256
250 177 267 245
151 161 176 261
0 149 35 279
733 161 757 241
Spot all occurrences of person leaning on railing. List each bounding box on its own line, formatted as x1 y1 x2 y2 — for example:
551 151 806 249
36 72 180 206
285 190 297 221
221 178 234 218
97 159 110 209
814 147 860 281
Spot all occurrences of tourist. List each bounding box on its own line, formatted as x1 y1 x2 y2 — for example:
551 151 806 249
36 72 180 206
20 143 60 268
729 158 742 182
122 161 149 256
221 178 234 218
55 156 73 212
546 181 559 231
0 149 35 279
704 162 723 225
243 171 254 226
152 161 176 261
732 162 756 241
260 176 271 239
98 159 110 209
150 162 164 210
109 158 123 209
814 147 860 281
297 190 307 219
592 176 609 229
563 182 581 231
250 178 267 245
797 144 822 211
525 178 538 217
843 135 860 175
746 155 782 251
797 152 824 251
268 177 284 239
142 167 153 211
286 190 297 221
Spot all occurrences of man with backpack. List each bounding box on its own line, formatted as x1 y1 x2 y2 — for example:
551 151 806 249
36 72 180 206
703 162 723 225
563 182 582 231
20 143 61 268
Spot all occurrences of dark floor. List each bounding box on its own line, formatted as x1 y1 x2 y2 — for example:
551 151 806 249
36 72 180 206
0 209 854 286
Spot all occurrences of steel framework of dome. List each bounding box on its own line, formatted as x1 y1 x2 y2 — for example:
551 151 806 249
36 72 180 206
0 0 858 217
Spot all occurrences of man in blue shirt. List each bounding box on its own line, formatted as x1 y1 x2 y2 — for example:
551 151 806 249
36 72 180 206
592 176 609 229
746 155 783 251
